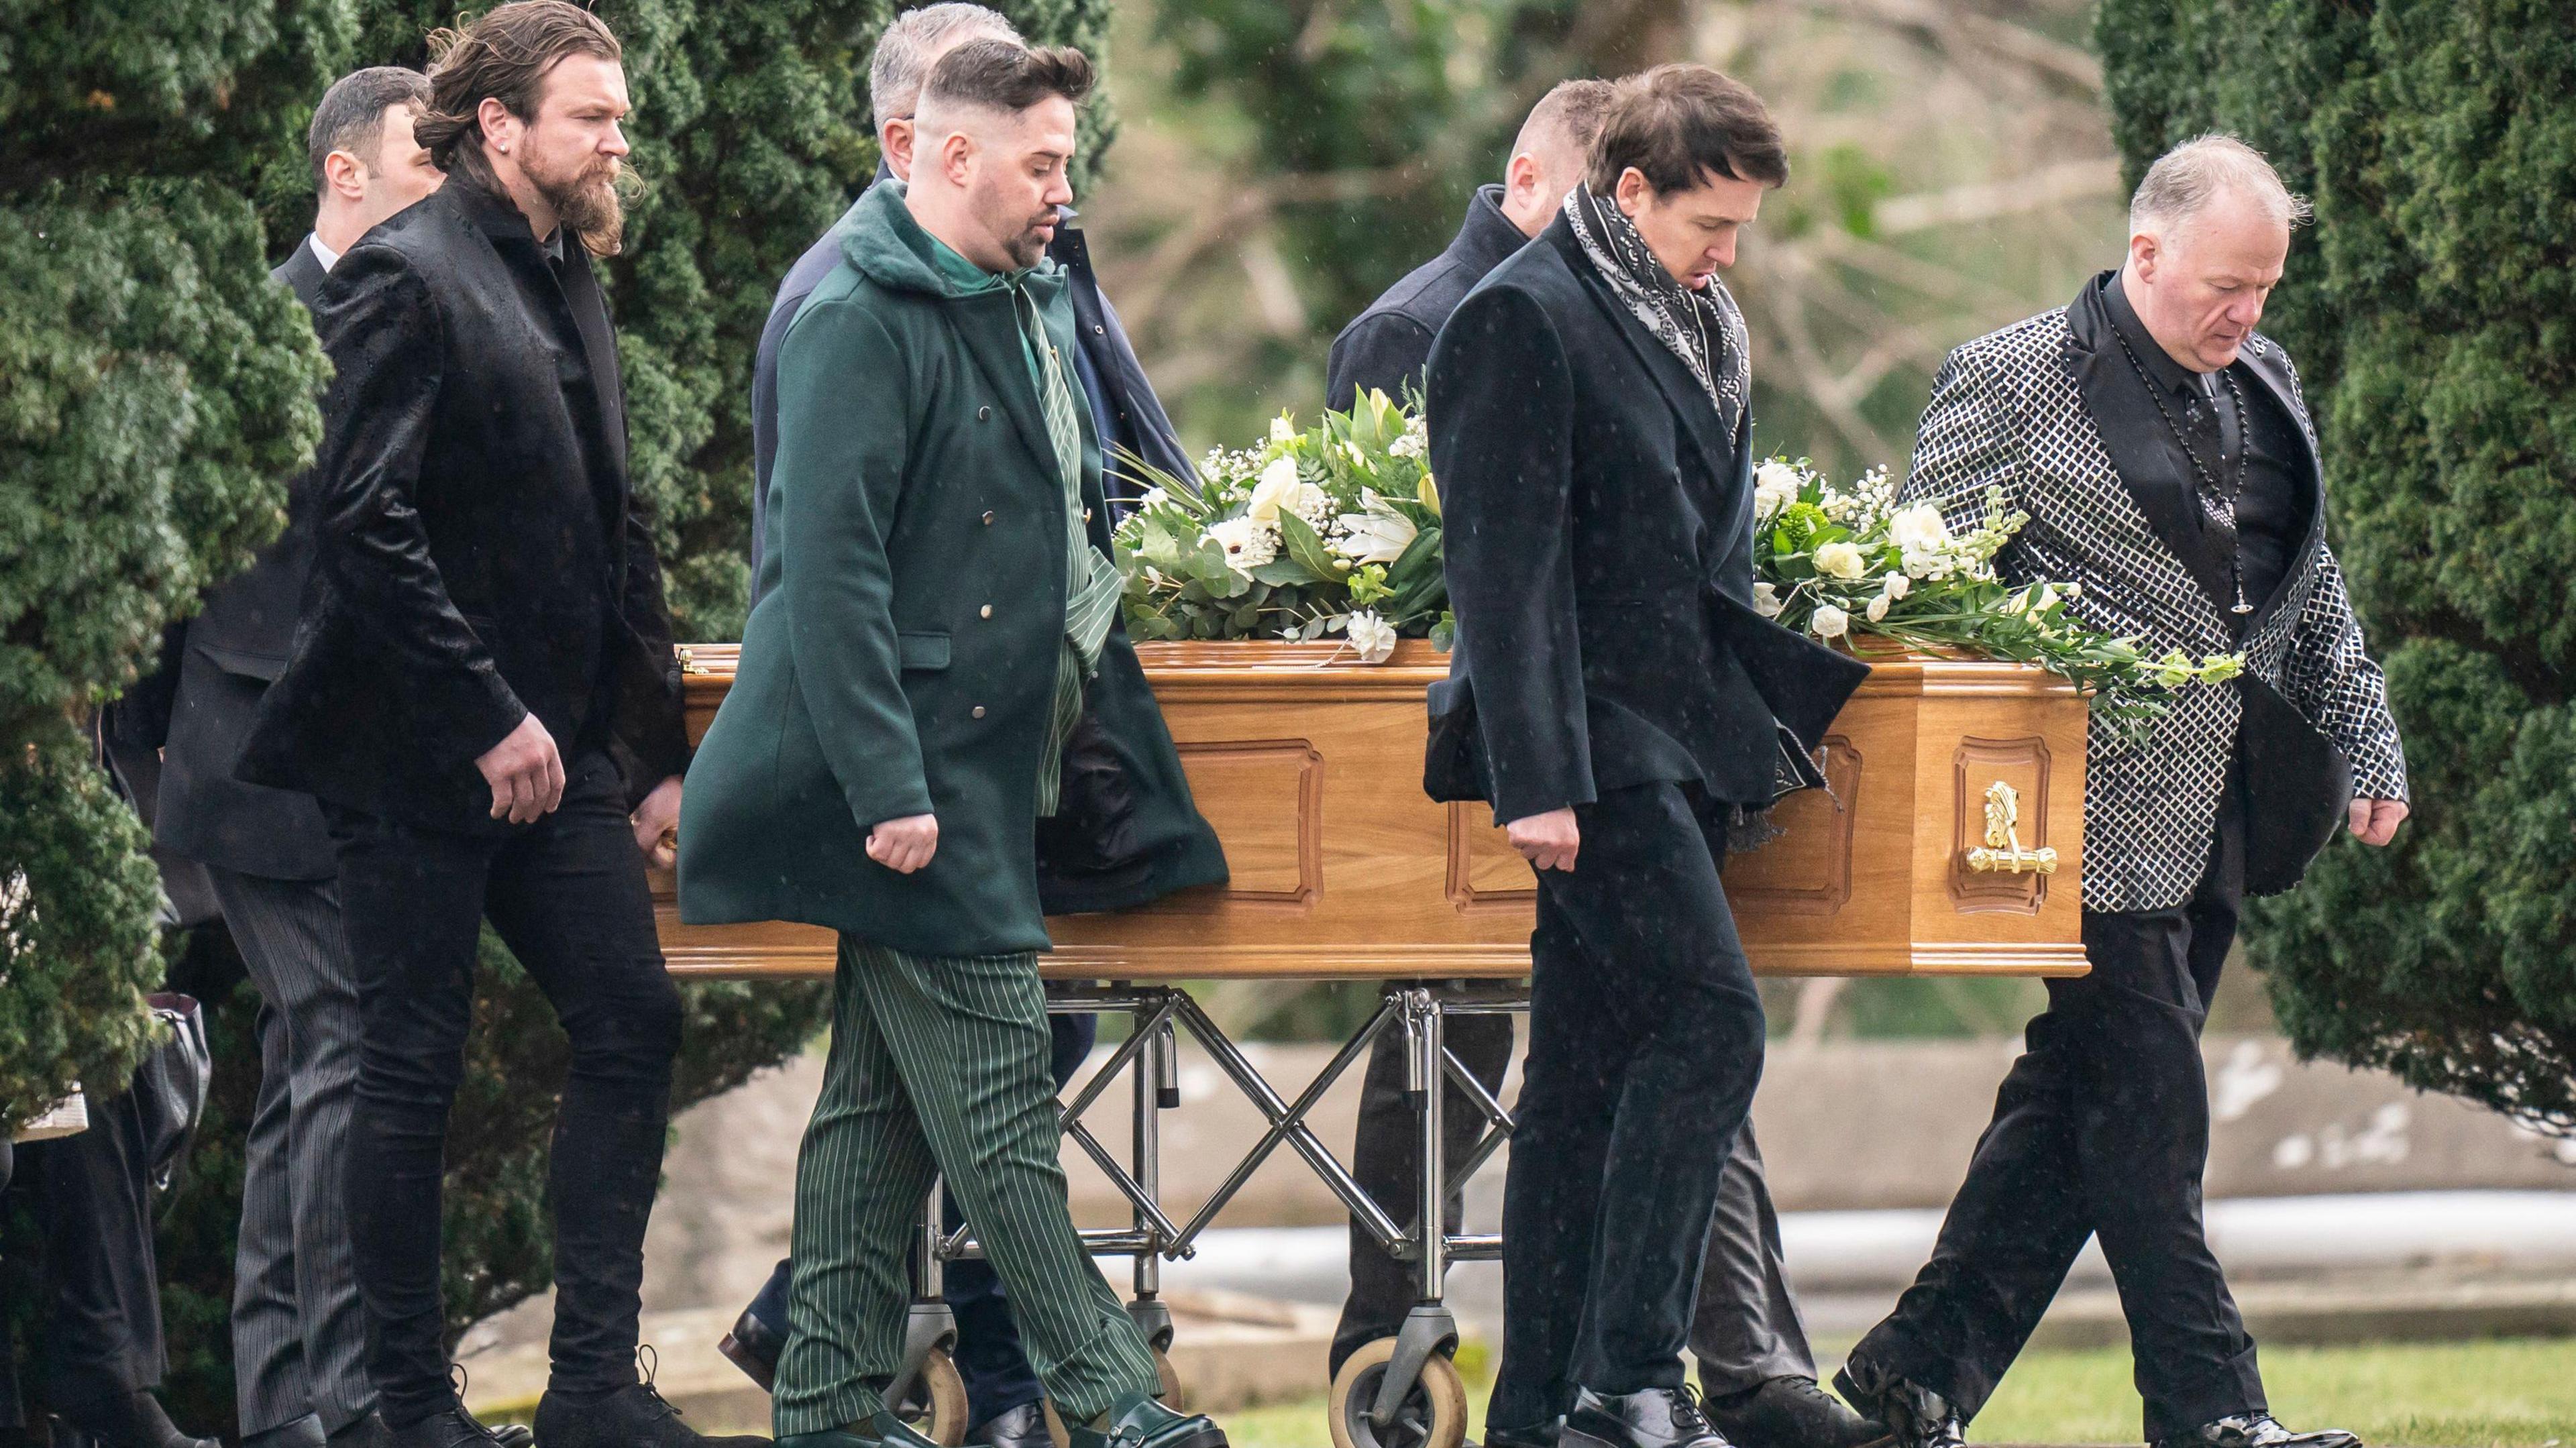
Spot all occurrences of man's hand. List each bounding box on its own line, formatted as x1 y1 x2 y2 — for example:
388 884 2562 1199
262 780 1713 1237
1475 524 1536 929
476 714 564 824
1507 806 1580 873
867 814 940 875
631 775 683 868
2348 797 2408 848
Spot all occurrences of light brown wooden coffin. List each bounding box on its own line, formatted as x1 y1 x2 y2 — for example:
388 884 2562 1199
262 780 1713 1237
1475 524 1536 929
653 641 2088 981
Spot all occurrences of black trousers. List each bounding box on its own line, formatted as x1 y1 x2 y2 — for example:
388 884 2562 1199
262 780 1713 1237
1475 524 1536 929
8 1084 166 1412
743 1012 1099 1431
1853 787 2260 1441
1489 782 1767 1431
329 750 682 1426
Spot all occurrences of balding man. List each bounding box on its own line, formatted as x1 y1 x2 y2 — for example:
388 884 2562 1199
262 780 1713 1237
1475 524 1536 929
1327 82 1879 1448
1835 136 2406 1448
1326 80 1611 410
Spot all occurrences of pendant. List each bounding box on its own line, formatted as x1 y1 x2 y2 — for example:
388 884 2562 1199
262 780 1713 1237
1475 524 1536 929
2231 600 2254 616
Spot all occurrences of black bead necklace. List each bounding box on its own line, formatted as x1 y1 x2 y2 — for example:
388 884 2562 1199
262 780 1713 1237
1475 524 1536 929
2110 325 2255 615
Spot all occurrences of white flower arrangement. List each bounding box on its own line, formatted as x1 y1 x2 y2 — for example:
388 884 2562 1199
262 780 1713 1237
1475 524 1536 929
1754 455 2241 744
1114 388 1449 657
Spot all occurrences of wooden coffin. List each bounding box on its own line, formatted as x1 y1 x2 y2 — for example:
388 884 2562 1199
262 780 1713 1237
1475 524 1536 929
652 641 2088 981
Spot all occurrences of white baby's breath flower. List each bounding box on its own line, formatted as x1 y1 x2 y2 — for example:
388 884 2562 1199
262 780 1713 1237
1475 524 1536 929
1813 541 1866 580
1208 516 1278 573
1345 609 1398 663
1811 604 1850 641
1754 461 1801 516
1866 594 1890 624
1890 503 1952 555
1389 431 1427 459
1881 573 1911 601
1752 581 1784 619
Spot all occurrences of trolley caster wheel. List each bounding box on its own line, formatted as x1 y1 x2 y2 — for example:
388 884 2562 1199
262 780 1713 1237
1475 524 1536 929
894 1346 970 1447
1042 1348 1187 1448
1328 1337 1468 1448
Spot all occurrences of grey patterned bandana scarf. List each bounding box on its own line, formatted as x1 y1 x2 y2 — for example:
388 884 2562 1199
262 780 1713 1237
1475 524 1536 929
1564 184 1750 437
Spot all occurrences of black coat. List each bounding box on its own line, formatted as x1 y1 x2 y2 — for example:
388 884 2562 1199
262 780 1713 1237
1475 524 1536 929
1424 215 1866 825
119 239 340 880
239 180 690 833
740 182 1224 917
1325 183 1527 412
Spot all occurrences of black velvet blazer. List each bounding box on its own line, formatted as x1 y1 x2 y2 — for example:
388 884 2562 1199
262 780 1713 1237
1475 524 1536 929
239 180 688 832
1423 215 1866 826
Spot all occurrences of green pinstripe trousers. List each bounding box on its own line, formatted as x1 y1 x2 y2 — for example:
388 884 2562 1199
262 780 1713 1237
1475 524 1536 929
772 935 1161 1435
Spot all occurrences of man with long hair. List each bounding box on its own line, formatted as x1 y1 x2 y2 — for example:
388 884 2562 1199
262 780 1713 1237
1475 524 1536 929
238 10 746 1448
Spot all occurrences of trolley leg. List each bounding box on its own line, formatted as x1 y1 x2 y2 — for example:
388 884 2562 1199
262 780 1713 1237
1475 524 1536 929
1371 988 1460 1428
1128 1001 1175 1349
892 1179 959 1410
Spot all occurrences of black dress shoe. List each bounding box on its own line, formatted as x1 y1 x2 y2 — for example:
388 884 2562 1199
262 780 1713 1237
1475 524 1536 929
1061 1392 1225 1448
967 1404 1051 1448
385 1406 506 1448
719 1304 786 1394
535 1383 768 1448
2153 1415 2362 1448
52 1390 221 1448
1482 1419 1564 1448
1830 1362 1961 1448
1562 1388 1731 1448
1703 1377 1889 1448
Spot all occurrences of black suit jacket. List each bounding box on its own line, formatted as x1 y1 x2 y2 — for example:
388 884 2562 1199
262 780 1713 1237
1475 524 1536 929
239 181 689 833
136 239 341 879
1326 184 1526 412
1424 215 1866 824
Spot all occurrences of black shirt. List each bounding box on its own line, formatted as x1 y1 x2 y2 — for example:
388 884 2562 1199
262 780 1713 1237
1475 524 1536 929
2100 274 2308 619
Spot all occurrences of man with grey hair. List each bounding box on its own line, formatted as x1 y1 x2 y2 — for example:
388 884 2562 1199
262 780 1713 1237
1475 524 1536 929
109 63 445 1448
1835 133 2405 1448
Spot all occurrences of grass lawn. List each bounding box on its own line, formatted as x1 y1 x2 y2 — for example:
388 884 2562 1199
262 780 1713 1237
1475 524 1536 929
1220 1337 2576 1448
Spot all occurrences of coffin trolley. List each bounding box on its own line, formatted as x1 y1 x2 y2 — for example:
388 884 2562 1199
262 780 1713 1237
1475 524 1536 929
655 641 2089 1448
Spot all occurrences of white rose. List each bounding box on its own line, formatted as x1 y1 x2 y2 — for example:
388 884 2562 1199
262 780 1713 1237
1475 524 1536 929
1247 455 1303 522
1811 604 1850 640
1890 503 1952 554
1752 581 1784 619
1866 593 1890 624
1881 573 1911 601
1345 609 1398 664
1813 541 1866 580
1754 461 1801 516
1208 516 1279 573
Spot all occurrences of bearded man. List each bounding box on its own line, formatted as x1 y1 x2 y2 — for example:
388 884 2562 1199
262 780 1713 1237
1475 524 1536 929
238 9 737 1448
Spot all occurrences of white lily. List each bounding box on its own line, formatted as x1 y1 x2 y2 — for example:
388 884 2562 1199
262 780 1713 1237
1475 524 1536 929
1752 581 1784 619
1334 494 1419 565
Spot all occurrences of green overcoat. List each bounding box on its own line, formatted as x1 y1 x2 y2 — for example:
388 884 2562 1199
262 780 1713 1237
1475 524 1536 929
680 183 1220 957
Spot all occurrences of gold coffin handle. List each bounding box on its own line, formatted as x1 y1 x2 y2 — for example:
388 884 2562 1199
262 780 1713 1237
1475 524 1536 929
1965 779 2057 875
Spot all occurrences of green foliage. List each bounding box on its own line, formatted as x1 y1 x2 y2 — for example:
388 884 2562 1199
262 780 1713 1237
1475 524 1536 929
2099 0 2576 1135
0 726 166 1128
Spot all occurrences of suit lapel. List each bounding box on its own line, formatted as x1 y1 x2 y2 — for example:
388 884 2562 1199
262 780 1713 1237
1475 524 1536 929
1554 227 1737 482
2062 284 2235 610
553 245 629 484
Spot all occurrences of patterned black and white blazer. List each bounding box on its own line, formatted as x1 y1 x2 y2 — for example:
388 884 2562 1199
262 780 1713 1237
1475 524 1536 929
1902 274 2408 914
